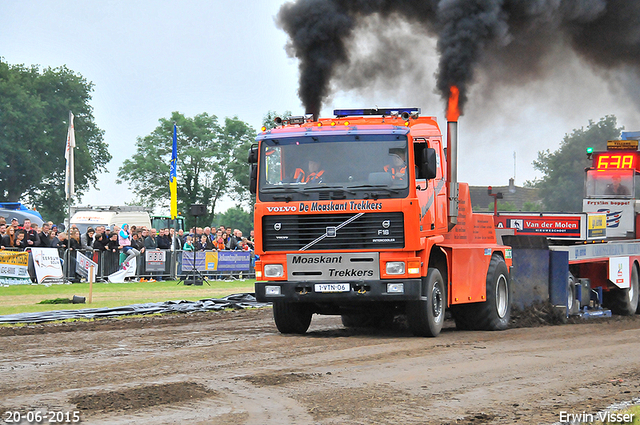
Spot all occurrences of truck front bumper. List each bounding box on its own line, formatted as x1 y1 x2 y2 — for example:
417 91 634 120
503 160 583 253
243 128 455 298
255 279 423 303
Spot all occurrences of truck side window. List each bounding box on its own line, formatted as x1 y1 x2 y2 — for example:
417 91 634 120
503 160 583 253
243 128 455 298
414 143 425 180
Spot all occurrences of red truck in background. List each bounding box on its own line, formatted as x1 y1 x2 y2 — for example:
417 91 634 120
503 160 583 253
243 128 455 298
494 136 640 317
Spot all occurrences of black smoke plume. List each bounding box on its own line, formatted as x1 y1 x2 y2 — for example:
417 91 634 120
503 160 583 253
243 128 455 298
277 0 640 116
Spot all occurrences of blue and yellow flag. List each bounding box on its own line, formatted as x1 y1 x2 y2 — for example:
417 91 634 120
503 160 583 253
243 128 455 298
170 123 178 219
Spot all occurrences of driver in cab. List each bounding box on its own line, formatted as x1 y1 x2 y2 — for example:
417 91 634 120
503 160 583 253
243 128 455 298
294 159 324 183
605 175 630 196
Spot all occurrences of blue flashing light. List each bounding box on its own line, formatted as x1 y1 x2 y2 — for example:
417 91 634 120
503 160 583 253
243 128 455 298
333 108 421 118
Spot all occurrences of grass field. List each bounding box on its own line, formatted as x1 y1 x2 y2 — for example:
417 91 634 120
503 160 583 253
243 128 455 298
0 279 256 316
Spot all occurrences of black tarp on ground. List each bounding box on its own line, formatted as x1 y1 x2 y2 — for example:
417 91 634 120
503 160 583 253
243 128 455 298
0 293 270 324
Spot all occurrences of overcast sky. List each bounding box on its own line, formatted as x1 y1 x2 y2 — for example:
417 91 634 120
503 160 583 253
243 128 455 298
3 0 640 214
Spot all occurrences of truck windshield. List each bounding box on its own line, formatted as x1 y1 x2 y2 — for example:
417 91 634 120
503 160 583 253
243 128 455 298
585 170 636 198
259 134 410 201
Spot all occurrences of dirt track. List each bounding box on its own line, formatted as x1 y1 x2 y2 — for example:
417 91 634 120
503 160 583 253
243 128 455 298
2 308 640 425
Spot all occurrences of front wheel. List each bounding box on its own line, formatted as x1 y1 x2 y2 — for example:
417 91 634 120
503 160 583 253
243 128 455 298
272 301 313 334
407 268 445 337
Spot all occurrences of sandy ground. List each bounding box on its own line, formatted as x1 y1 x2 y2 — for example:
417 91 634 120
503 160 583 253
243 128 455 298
1 308 640 425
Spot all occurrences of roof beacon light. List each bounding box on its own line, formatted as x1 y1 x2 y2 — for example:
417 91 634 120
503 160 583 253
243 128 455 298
333 108 420 118
288 116 306 125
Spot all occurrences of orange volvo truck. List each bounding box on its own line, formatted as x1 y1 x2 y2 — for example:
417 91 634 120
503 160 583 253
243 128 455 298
249 94 512 337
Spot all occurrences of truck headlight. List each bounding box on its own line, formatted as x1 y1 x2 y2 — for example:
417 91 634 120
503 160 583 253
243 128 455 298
386 262 405 275
264 264 284 278
387 283 404 293
265 285 282 295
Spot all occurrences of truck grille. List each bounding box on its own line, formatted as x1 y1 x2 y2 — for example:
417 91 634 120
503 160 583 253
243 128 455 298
262 212 404 251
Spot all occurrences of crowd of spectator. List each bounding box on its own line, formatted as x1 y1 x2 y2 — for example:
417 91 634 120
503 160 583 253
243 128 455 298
0 217 62 251
0 215 257 282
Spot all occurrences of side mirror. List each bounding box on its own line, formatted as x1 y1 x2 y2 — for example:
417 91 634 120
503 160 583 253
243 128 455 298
248 144 258 164
424 148 437 179
249 164 257 194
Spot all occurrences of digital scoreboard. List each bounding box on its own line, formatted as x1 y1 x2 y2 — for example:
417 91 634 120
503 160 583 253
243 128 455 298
593 152 638 170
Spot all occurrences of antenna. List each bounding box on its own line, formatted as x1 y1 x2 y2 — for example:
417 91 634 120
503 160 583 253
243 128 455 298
513 151 516 184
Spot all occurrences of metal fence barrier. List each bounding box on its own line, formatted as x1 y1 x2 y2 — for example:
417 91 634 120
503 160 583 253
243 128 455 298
30 249 256 283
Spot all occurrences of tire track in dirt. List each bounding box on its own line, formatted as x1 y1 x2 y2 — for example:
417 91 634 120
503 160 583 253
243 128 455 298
2 308 640 424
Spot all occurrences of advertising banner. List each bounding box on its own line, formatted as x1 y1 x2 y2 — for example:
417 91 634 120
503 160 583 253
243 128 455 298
31 248 64 284
0 250 30 285
583 199 635 238
76 251 98 279
182 251 204 271
494 215 582 238
145 249 166 272
609 257 630 289
182 251 251 272
217 251 251 271
205 251 218 271
107 257 137 283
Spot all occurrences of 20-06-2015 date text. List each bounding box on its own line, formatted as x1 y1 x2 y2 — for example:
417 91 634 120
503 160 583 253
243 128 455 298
3 411 81 423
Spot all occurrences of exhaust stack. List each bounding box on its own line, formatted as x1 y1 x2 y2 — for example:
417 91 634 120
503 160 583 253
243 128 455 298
446 87 460 230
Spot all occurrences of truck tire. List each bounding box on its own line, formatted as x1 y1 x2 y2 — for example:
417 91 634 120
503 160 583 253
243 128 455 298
567 273 579 316
475 255 511 330
272 301 313 334
607 263 639 316
407 268 445 337
451 306 475 330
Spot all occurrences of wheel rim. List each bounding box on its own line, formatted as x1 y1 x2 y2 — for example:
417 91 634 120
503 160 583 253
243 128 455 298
629 275 636 303
496 274 508 318
432 283 443 321
567 275 576 312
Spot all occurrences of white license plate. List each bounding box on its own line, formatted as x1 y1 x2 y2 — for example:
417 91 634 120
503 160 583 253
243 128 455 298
314 283 351 293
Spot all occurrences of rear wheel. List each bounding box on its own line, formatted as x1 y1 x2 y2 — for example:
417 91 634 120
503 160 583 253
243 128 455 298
607 263 639 316
567 272 579 315
272 301 313 334
407 268 445 337
475 255 511 330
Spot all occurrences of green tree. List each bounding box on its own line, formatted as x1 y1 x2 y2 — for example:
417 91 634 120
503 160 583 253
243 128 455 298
0 61 110 222
522 201 540 212
490 201 517 211
117 112 255 228
531 116 622 212
212 206 254 236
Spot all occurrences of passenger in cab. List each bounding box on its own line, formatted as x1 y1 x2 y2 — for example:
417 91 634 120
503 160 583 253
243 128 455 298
384 149 407 181
294 159 325 184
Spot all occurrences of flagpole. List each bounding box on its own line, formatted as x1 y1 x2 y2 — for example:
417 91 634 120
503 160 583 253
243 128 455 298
170 122 178 279
65 111 75 282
